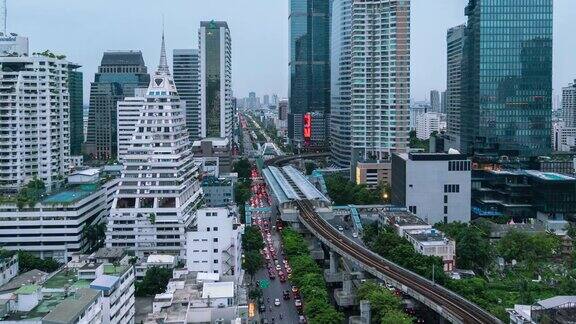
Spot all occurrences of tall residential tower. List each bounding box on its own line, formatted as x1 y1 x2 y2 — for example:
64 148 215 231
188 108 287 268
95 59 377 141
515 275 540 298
331 0 411 171
445 24 466 151
199 21 232 139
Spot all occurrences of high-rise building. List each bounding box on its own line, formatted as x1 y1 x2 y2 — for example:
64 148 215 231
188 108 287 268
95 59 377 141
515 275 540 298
263 94 270 107
278 99 288 121
416 112 446 140
440 91 446 114
445 24 466 151
0 54 71 193
68 63 83 156
460 0 552 157
430 90 440 112
106 34 203 259
173 49 201 140
85 51 149 161
331 0 410 170
247 92 257 109
271 94 279 106
288 0 330 148
199 21 232 139
117 95 146 162
562 80 576 127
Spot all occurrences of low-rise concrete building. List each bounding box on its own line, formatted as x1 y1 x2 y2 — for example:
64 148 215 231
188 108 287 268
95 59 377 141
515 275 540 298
145 271 247 323
192 138 232 175
354 160 391 188
201 176 234 207
404 229 456 272
508 295 576 324
0 169 119 262
186 208 244 283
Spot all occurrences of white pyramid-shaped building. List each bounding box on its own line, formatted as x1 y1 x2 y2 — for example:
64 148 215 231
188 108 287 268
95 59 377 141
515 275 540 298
106 33 203 259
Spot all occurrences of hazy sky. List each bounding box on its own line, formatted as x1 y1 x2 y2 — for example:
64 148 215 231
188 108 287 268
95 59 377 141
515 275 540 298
8 0 576 103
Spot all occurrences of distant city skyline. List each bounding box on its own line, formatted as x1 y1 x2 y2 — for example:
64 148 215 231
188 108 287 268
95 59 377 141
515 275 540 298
7 0 576 101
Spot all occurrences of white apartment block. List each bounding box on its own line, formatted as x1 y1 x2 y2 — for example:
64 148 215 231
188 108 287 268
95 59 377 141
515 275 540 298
392 153 471 225
349 0 411 165
416 112 446 140
553 122 576 152
84 265 135 323
117 96 145 162
404 229 456 272
186 207 243 283
0 253 18 286
0 169 119 263
146 271 246 323
562 80 576 127
0 55 71 193
199 21 233 139
106 36 203 260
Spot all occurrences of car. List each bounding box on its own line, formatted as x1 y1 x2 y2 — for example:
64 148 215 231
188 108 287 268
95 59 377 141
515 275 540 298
259 303 266 313
292 286 299 293
275 264 281 271
337 226 344 231
299 316 307 324
274 298 281 306
268 272 275 280
283 290 291 300
352 232 358 238
294 299 302 309
279 274 286 283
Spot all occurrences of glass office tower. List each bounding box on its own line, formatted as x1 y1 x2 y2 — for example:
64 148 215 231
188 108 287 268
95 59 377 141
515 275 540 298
460 0 553 158
67 63 83 156
288 0 330 149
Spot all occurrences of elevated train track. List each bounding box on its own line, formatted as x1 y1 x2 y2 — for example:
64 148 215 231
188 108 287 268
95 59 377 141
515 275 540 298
266 154 501 324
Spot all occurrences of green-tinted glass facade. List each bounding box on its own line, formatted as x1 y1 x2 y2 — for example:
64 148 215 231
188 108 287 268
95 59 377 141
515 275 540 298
461 0 552 157
67 64 83 156
205 23 222 138
288 0 330 145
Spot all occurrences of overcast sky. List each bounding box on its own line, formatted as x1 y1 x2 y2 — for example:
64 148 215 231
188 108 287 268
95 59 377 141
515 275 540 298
8 0 576 103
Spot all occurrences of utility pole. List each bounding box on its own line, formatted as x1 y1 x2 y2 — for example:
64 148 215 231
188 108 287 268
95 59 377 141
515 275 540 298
432 263 435 285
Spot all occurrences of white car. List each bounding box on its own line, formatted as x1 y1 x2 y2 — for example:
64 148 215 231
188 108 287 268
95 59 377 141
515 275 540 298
352 232 358 238
337 226 344 231
276 264 281 271
274 298 281 306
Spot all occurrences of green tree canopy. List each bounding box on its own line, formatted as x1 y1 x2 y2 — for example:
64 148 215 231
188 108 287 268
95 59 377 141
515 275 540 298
135 267 172 297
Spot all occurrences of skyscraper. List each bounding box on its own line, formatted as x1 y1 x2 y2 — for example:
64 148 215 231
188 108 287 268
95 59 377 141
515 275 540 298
440 91 446 114
0 54 71 193
247 91 257 109
173 49 201 141
430 90 440 112
199 21 232 139
562 80 576 127
107 33 203 258
288 0 330 149
331 0 410 169
85 51 149 160
263 94 270 107
445 24 466 151
460 0 552 157
68 63 83 156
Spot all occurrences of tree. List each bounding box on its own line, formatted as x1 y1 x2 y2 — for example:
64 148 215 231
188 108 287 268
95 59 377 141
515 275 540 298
17 251 60 273
233 158 252 180
135 267 172 296
242 226 264 252
16 178 46 209
243 250 264 282
305 162 316 175
357 281 402 321
248 287 263 301
381 310 413 324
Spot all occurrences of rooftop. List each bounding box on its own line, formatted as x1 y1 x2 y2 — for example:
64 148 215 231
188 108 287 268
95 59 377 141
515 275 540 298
90 274 119 291
201 176 232 187
42 288 101 324
15 284 40 295
0 269 47 293
103 264 129 276
43 269 90 289
41 184 100 205
406 229 450 243
536 295 576 309
147 254 175 264
202 281 234 299
93 247 126 260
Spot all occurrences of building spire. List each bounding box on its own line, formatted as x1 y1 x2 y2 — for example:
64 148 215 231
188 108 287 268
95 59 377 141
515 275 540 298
158 19 170 75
